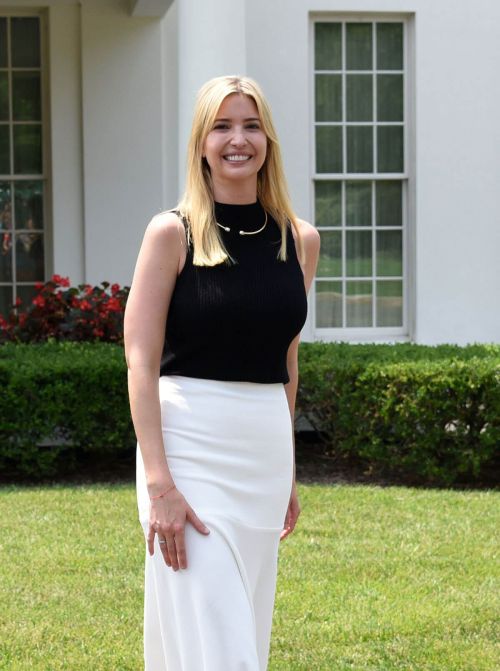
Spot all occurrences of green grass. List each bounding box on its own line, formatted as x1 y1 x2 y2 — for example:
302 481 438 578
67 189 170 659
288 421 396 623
0 483 498 670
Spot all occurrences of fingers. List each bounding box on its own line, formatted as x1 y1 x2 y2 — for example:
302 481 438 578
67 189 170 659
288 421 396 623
172 523 187 570
151 522 188 571
187 508 211 535
165 533 177 569
147 525 156 556
280 502 301 541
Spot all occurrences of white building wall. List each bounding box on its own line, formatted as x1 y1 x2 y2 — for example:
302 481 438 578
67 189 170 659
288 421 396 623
243 0 500 345
81 0 166 286
48 3 85 283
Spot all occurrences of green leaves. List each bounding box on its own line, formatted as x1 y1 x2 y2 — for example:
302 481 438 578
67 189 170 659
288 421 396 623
0 341 132 479
298 342 500 486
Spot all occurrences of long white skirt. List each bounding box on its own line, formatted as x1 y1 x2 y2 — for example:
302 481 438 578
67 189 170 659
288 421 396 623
136 375 294 670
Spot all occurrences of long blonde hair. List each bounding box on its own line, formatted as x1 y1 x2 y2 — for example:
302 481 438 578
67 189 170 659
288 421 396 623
176 75 304 266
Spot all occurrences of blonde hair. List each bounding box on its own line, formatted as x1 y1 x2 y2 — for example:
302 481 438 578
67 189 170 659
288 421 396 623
176 75 304 266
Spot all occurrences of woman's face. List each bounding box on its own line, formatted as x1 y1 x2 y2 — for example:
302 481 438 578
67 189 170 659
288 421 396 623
202 93 267 193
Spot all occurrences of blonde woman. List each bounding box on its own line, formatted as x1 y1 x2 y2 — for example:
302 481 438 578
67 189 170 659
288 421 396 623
124 75 320 670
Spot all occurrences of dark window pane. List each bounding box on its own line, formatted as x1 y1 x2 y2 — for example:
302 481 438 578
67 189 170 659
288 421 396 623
0 182 12 281
315 74 342 122
11 18 40 68
316 126 343 173
346 181 371 227
377 126 404 173
15 231 44 281
0 285 13 315
346 230 372 276
13 72 41 121
376 280 403 326
376 181 402 227
315 23 342 70
347 126 373 173
16 283 39 308
346 24 372 70
316 280 342 327
315 181 341 228
346 74 372 122
377 23 403 70
0 18 7 68
346 280 372 326
14 124 42 174
318 230 342 277
15 181 43 230
376 230 402 277
0 125 10 174
377 74 403 121
0 180 12 231
0 72 8 121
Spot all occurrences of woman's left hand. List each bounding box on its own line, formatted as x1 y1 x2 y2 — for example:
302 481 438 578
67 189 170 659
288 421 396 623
280 481 300 541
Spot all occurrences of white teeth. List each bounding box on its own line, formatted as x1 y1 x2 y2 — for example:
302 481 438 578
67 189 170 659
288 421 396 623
225 155 251 161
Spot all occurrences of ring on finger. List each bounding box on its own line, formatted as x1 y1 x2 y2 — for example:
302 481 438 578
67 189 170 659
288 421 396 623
158 538 167 544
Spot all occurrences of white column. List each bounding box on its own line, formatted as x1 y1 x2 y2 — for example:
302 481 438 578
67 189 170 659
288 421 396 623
49 4 85 283
177 0 246 194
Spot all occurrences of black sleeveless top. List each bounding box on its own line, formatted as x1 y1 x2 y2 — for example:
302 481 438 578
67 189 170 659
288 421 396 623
159 200 308 383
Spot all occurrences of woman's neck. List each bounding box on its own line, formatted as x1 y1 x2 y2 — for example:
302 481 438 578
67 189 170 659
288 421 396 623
211 178 257 205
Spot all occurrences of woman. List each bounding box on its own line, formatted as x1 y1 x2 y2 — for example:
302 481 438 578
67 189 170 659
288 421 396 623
124 75 320 670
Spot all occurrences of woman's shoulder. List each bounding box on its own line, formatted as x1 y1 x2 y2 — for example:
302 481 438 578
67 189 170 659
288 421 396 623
290 217 320 251
146 209 188 248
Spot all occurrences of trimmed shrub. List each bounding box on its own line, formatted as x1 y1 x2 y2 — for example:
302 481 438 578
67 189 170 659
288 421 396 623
1 340 499 484
0 341 133 478
298 342 500 485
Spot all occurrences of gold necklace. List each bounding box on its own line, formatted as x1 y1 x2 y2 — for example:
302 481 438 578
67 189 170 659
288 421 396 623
216 211 268 236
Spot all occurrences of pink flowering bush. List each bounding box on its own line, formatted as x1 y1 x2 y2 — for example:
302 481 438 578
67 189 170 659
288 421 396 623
0 274 129 344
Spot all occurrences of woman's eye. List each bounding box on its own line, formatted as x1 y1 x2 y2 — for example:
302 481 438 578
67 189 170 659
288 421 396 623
213 124 229 130
246 124 260 130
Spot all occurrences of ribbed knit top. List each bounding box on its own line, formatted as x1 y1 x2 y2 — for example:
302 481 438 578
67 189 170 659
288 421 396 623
159 200 308 383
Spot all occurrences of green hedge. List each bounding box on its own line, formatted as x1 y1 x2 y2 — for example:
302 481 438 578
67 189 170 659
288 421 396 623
0 341 134 478
298 342 500 485
1 341 499 485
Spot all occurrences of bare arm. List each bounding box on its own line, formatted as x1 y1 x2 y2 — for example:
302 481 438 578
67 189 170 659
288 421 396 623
124 212 183 493
281 219 320 540
124 212 209 571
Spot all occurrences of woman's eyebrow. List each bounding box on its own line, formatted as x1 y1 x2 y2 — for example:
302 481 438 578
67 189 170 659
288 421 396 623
213 117 261 122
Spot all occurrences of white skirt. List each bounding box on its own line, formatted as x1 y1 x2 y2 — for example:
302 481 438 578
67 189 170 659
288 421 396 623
136 375 294 671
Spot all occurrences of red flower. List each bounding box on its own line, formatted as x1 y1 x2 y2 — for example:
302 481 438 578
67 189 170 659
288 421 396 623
80 300 92 311
84 285 93 296
111 283 120 295
35 281 44 290
71 297 80 308
50 274 70 287
32 295 46 308
106 297 122 312
14 297 22 306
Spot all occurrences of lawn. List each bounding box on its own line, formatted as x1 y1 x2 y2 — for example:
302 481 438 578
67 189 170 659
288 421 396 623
0 482 498 670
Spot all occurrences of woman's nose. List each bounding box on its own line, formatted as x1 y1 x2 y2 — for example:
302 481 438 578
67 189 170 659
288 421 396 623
230 128 247 146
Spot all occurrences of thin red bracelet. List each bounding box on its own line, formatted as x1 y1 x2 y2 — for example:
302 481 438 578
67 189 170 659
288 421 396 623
150 483 176 500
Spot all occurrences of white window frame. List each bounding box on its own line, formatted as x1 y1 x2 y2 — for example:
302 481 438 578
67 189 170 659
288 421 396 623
309 13 415 343
0 7 50 310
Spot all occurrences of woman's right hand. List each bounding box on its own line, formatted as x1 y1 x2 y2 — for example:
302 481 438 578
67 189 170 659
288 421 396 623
147 487 210 571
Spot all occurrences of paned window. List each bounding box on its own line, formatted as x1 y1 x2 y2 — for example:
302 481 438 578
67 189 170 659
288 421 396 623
313 20 407 332
0 15 45 316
